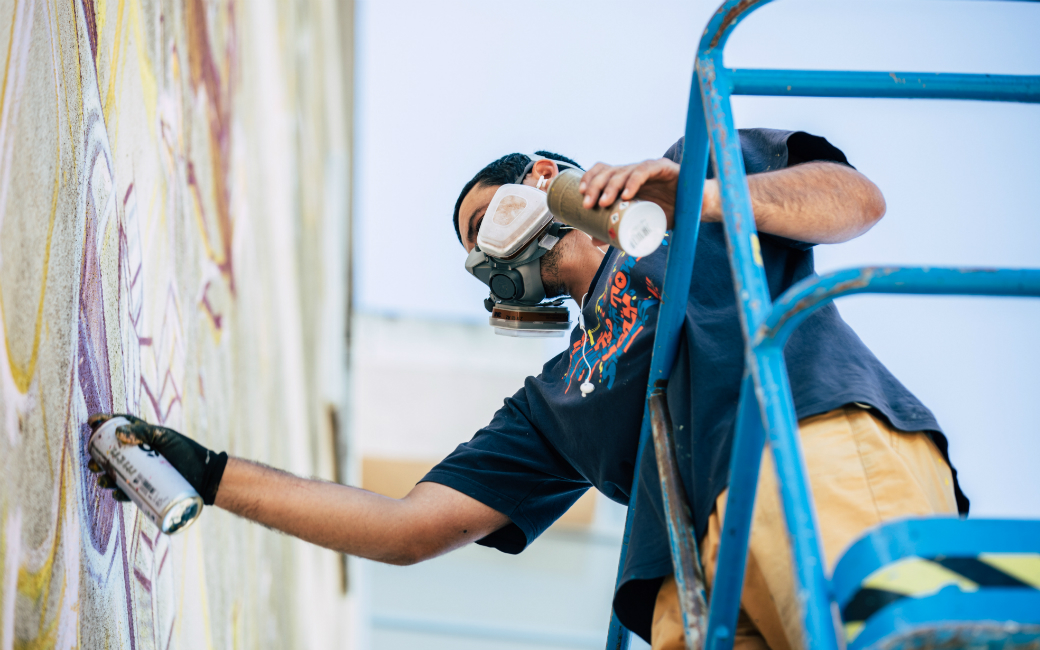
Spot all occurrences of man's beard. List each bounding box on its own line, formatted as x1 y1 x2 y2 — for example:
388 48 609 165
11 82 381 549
539 237 567 299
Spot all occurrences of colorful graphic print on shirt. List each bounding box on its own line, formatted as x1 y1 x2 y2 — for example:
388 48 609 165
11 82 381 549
563 243 664 393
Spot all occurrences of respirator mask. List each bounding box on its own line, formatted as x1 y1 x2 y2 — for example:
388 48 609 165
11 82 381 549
465 161 576 337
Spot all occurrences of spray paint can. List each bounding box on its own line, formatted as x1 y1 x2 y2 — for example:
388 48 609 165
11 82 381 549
88 417 204 534
546 168 668 257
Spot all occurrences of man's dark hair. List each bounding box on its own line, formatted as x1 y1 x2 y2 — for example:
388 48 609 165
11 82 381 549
453 150 583 245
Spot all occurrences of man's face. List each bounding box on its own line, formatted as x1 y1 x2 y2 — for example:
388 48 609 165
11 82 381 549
458 174 569 299
457 182 501 253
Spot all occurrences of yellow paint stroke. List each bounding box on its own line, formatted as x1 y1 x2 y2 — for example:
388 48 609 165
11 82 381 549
231 601 241 650
190 182 227 267
72 0 82 124
202 299 222 344
54 0 74 149
170 46 180 151
101 0 125 128
980 553 1040 588
863 556 977 595
128 0 156 136
0 39 62 394
38 0 61 481
95 0 107 43
844 620 865 642
750 233 763 267
16 438 69 649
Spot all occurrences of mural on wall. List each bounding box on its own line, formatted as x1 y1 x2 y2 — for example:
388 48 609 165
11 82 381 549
0 0 352 648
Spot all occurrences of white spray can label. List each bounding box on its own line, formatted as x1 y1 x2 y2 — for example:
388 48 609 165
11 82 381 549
88 417 204 534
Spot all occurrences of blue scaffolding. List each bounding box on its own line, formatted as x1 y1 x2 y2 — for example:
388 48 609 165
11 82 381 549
606 2 1040 648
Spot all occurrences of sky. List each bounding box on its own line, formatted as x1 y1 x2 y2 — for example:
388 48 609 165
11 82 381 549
353 0 1040 517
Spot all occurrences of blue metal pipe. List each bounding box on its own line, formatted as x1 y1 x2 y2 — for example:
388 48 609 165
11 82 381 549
704 374 768 650
697 0 1037 64
683 5 1039 650
697 37 842 650
646 72 712 387
605 64 713 650
752 345 838 650
697 0 774 56
697 57 774 333
730 69 1040 103
759 267 1040 348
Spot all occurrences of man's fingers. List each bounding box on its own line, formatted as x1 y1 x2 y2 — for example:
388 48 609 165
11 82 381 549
87 413 113 428
87 459 103 474
585 165 638 209
98 474 117 489
114 427 143 446
581 164 615 209
621 164 655 201
88 413 146 432
601 168 636 207
112 489 131 503
114 422 154 446
579 163 610 194
578 159 681 212
581 163 660 208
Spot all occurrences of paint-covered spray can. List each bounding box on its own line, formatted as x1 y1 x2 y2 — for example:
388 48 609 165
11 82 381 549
88 417 204 534
546 168 667 257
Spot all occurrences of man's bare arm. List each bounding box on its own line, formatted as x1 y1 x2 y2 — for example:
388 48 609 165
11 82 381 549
579 158 886 245
215 457 510 566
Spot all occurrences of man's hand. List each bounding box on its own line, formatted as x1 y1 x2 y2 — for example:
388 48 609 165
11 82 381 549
578 157 886 245
579 158 683 219
87 415 510 566
87 413 228 505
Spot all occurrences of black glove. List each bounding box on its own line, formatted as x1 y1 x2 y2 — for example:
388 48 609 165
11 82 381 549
87 413 228 505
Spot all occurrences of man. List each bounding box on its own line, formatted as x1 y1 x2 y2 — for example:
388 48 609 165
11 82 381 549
91 129 967 650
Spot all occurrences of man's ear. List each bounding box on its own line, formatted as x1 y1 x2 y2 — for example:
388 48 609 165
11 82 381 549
524 159 560 186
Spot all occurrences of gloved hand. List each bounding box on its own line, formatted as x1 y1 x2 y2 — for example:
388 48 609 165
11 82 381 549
86 414 228 505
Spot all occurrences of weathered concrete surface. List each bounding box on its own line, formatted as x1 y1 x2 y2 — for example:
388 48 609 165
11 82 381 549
0 0 352 648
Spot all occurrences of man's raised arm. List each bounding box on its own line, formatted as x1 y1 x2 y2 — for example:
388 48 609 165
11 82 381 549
578 158 886 245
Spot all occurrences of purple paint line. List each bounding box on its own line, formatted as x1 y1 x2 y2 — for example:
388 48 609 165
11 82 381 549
118 508 139 650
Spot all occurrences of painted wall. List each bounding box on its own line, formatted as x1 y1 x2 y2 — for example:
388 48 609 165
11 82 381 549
0 0 353 648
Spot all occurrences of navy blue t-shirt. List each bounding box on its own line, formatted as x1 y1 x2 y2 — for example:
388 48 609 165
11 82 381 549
423 129 967 643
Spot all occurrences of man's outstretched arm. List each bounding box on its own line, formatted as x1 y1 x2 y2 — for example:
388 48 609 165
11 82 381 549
579 158 886 245
86 414 510 566
216 458 509 565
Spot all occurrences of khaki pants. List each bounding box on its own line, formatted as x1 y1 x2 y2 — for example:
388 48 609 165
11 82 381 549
651 406 958 650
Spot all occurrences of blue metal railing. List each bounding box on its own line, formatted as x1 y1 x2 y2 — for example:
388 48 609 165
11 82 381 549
606 2 1040 648
605 66 712 650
